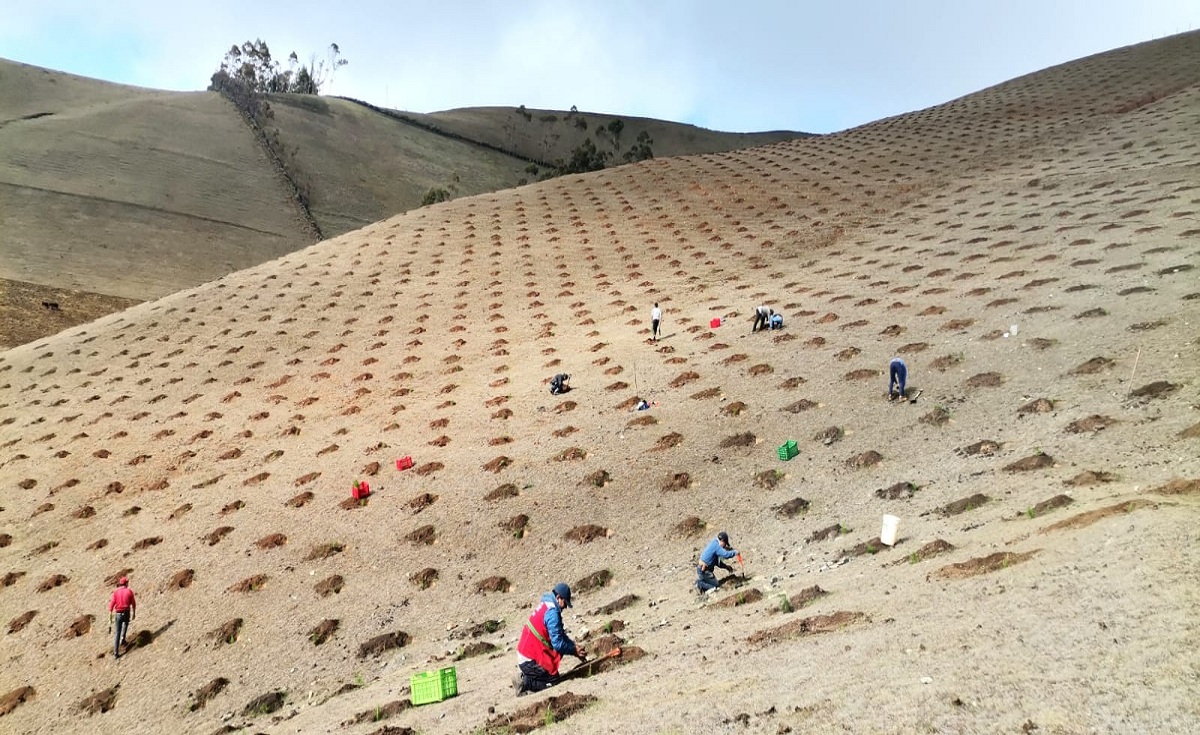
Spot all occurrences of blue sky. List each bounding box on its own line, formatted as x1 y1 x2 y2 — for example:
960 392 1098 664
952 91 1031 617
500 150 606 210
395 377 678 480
2 1 1198 133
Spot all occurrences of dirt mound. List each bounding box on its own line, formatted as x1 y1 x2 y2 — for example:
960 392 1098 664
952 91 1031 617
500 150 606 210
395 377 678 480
964 372 1004 388
64 614 93 638
813 426 843 445
673 516 706 537
78 685 119 716
476 576 511 594
932 550 1041 581
409 568 438 589
1068 357 1114 375
1041 500 1155 533
315 574 344 596
845 450 883 469
783 585 828 611
774 497 810 518
408 493 438 513
485 483 519 501
456 641 499 660
719 432 756 448
414 461 444 476
574 569 612 593
713 588 763 608
554 446 587 461
876 482 916 500
36 573 69 592
227 575 268 593
564 525 608 544
188 677 229 711
346 699 413 727
892 539 956 565
843 537 887 557
920 406 951 426
593 594 640 615
211 618 243 646
807 524 845 543
1130 381 1179 399
1064 470 1118 486
661 472 692 492
1018 398 1055 415
500 514 529 539
1179 421 1200 439
406 525 436 545
131 536 162 551
935 494 990 516
1026 494 1074 517
8 611 36 634
782 399 818 413
358 630 410 658
2 571 26 588
748 611 867 646
305 542 344 561
669 371 700 387
650 432 684 451
1004 453 1054 472
242 690 286 716
309 619 339 645
583 469 611 487
930 353 962 371
755 470 786 489
286 491 313 507
255 533 287 550
1149 478 1200 495
165 569 194 590
204 526 233 546
1066 415 1117 433
0 686 36 717
484 692 598 734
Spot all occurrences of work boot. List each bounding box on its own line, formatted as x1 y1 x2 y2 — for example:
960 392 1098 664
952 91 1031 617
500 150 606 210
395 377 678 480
512 673 526 696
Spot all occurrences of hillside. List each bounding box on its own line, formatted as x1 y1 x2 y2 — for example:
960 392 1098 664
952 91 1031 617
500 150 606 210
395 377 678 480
0 60 806 350
1 31 1199 735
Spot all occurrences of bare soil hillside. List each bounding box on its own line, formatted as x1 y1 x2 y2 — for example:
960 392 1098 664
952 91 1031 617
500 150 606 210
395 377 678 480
1 60 804 350
1 32 1198 735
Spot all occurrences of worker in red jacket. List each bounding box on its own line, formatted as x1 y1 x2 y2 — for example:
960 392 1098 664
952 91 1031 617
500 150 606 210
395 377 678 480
109 576 136 659
513 583 586 695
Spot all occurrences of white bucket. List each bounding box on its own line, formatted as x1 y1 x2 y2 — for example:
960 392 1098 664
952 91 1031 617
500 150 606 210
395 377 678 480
880 515 900 546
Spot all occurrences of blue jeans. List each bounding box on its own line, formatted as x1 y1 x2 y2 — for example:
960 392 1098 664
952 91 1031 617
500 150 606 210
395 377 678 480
113 612 130 657
889 361 907 398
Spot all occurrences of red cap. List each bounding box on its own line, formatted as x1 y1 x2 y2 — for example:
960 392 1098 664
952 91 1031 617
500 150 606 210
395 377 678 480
118 577 128 586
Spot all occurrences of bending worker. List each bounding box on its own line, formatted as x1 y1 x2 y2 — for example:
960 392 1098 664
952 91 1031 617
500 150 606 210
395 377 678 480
696 531 740 594
888 356 908 400
514 583 586 695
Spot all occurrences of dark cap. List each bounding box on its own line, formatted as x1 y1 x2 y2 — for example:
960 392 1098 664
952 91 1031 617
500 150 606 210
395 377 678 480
717 531 730 545
552 582 572 607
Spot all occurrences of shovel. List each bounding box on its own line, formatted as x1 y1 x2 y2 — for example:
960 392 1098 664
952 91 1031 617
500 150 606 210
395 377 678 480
561 647 621 680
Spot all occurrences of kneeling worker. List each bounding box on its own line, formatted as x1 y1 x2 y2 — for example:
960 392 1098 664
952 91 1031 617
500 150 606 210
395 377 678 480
514 583 586 695
696 531 740 594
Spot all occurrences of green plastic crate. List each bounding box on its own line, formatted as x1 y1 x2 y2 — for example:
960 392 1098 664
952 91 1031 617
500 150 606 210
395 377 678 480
411 667 457 705
777 440 798 461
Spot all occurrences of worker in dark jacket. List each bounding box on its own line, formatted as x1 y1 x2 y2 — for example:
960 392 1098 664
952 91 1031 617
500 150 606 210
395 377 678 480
109 576 137 659
514 583 586 695
752 305 773 333
695 531 740 593
549 373 571 395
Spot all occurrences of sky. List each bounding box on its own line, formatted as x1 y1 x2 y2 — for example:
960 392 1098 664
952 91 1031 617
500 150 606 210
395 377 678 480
2 1 1198 134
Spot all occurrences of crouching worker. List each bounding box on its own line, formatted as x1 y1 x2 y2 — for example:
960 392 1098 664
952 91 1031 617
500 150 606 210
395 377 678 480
696 531 740 594
752 305 774 333
514 583 586 696
549 373 571 395
770 312 784 330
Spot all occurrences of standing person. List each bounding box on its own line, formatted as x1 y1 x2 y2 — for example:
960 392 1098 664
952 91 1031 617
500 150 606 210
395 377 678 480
514 583 586 695
695 531 740 594
650 302 662 342
109 576 136 659
752 305 773 333
888 356 908 401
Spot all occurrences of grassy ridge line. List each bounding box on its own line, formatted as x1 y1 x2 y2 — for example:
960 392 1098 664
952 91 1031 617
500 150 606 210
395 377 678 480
212 93 324 242
335 95 555 169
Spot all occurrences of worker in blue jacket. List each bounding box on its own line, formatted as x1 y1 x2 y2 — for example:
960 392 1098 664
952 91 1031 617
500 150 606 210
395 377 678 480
695 531 740 594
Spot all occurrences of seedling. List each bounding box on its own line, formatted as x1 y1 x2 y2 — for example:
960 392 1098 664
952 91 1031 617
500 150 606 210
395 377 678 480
778 594 794 613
